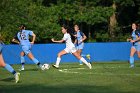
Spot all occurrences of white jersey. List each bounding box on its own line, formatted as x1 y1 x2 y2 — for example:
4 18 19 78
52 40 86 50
62 33 75 49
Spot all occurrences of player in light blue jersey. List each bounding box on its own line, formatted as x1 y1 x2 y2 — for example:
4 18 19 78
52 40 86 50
127 23 140 68
12 24 43 70
0 40 20 83
74 24 90 65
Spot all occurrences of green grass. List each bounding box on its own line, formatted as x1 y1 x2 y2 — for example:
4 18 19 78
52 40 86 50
0 62 140 93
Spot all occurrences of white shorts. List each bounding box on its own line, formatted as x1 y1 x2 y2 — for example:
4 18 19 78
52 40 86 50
64 47 77 54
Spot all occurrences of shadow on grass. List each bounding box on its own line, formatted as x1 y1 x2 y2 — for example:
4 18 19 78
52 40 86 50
21 68 39 72
0 84 131 93
0 77 14 82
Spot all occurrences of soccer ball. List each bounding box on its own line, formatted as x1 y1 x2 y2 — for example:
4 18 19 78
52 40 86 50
42 64 50 70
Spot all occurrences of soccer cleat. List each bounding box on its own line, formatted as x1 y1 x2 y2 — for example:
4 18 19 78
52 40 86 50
52 65 59 69
15 72 20 83
88 63 92 69
130 65 134 68
41 65 45 70
19 67 24 71
79 64 83 65
86 54 91 60
21 67 24 71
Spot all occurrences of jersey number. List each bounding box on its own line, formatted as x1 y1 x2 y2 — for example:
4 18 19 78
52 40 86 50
20 33 26 40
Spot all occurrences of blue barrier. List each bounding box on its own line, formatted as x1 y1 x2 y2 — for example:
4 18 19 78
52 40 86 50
2 42 139 64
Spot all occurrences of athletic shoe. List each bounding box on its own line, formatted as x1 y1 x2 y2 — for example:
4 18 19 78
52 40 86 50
130 65 134 68
21 67 24 71
19 67 24 71
88 63 92 69
79 64 83 65
86 54 90 60
52 65 59 69
15 72 20 83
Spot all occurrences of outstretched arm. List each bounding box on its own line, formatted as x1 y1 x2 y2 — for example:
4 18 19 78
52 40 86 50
51 38 65 43
12 38 20 44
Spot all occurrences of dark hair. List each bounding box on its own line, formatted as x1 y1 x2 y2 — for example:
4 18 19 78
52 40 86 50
19 24 26 33
62 24 71 34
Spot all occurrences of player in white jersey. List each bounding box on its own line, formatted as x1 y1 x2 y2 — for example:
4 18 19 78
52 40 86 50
51 25 92 69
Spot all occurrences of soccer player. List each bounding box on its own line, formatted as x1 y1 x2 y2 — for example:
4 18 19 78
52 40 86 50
0 41 20 83
74 24 90 65
127 23 140 68
12 24 43 70
51 25 92 69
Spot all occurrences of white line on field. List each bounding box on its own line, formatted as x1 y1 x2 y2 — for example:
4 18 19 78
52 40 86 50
58 68 140 76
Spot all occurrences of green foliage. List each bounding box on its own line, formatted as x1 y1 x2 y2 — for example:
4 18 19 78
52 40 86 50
0 0 140 43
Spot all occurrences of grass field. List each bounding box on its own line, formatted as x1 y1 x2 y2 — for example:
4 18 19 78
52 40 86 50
0 62 140 93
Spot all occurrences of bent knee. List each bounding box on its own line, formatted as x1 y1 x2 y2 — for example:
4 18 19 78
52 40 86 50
0 63 6 67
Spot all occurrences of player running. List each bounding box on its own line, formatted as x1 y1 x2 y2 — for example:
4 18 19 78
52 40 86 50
51 25 92 69
74 24 90 65
127 23 140 68
12 24 43 70
0 41 20 83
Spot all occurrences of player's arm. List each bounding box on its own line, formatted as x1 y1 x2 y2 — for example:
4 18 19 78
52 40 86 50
74 39 77 44
12 38 20 44
51 38 65 43
133 36 140 42
81 34 87 42
30 33 36 44
79 33 87 44
127 38 132 42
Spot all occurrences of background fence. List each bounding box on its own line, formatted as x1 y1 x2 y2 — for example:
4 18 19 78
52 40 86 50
2 42 139 64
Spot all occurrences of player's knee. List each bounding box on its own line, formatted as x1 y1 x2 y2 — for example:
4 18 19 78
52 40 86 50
57 53 62 57
0 63 5 67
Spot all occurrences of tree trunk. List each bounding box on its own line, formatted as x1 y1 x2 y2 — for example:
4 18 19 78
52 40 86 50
109 2 117 41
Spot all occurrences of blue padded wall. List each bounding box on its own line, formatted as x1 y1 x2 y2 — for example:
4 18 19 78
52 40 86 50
2 42 139 64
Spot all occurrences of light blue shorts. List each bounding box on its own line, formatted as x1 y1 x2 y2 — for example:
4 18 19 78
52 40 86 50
75 43 84 50
21 45 32 55
132 45 140 51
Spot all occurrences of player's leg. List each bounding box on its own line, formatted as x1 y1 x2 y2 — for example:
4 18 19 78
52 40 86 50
0 53 20 83
20 51 25 71
77 49 83 65
27 52 43 68
53 50 67 68
137 51 140 58
72 51 92 69
136 45 140 59
22 45 42 69
129 46 136 68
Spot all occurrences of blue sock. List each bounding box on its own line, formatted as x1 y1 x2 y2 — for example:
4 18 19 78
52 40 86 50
4 64 16 75
32 58 42 67
21 56 25 67
129 56 134 66
79 60 83 64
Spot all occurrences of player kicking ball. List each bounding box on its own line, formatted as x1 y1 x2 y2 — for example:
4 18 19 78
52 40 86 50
51 25 92 69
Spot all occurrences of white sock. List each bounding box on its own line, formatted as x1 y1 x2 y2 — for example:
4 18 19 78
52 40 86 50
80 57 89 66
56 57 61 66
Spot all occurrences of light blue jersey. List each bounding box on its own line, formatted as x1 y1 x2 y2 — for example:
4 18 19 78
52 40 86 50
132 30 140 51
75 31 84 50
17 30 33 55
17 30 33 46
